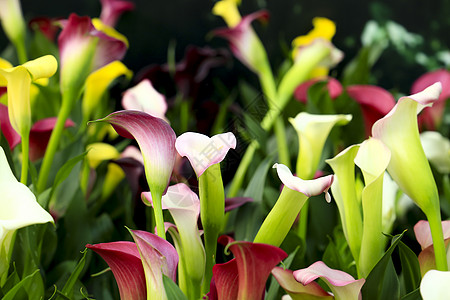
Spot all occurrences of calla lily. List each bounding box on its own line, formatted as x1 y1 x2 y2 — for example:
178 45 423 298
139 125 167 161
289 112 352 179
210 235 287 300
0 102 20 150
129 229 179 300
420 131 450 174
82 60 132 122
29 17 60 41
86 241 147 300
354 138 391 277
0 146 54 279
122 79 168 121
411 69 450 130
413 220 450 275
420 270 450 300
253 163 333 246
213 0 271 77
0 55 57 137
93 110 176 238
294 77 343 103
175 131 236 294
175 132 236 177
100 0 135 27
372 82 448 271
346 85 396 137
142 183 205 299
272 267 334 299
292 17 337 78
293 261 365 300
0 0 27 63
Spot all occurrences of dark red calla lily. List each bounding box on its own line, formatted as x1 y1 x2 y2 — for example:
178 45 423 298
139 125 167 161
0 103 20 150
294 77 343 103
100 0 135 27
346 85 396 137
411 69 450 130
210 235 287 300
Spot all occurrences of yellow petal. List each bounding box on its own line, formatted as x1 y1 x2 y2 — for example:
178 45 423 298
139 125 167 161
22 55 58 81
82 60 132 120
0 57 13 86
292 17 336 48
86 143 121 169
92 18 129 47
212 0 242 27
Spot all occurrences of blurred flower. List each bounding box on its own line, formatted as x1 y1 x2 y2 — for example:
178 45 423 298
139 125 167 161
99 0 135 27
0 0 26 62
0 146 54 277
420 131 450 174
29 17 60 41
346 85 396 137
0 103 20 150
411 69 450 130
420 270 450 300
208 235 287 300
294 77 343 103
293 261 365 300
122 79 168 121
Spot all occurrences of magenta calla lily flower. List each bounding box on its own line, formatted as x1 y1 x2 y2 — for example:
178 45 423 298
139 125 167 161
294 77 343 103
346 85 396 137
86 241 147 300
411 69 450 130
29 117 75 161
175 132 236 177
293 261 365 300
210 235 287 300
213 10 270 75
0 103 20 150
100 0 135 27
272 267 333 299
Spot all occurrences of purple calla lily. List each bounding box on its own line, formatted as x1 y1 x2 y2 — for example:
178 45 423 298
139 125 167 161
100 0 135 27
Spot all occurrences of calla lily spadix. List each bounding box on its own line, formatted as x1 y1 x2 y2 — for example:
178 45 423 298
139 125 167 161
175 131 236 294
143 183 205 299
100 0 135 27
346 85 396 137
209 235 287 300
93 110 176 239
253 163 333 247
293 261 365 300
122 79 168 121
372 82 448 271
289 112 352 179
0 146 54 279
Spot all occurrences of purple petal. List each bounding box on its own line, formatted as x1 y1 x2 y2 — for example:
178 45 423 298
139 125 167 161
94 110 176 198
100 0 135 27
86 241 147 300
224 197 253 212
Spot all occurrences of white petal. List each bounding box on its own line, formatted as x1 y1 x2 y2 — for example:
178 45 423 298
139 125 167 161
420 270 450 300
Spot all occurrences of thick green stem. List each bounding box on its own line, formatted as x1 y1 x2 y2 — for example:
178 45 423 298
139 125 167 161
20 131 29 184
274 118 290 168
254 187 307 247
199 164 225 295
426 206 448 271
37 92 76 193
15 39 27 65
180 99 189 133
151 190 166 240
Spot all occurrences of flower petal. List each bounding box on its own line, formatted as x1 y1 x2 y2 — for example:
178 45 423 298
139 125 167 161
175 132 236 177
293 261 365 300
273 163 333 202
94 110 176 198
0 103 20 150
347 85 396 137
86 241 147 300
420 131 450 174
414 220 450 250
420 270 450 300
294 77 343 103
224 197 253 212
100 0 135 27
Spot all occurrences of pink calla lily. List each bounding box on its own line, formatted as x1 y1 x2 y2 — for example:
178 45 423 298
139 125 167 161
272 267 333 299
210 235 287 300
293 261 365 300
100 0 135 27
294 77 343 103
347 85 396 137
411 69 450 130
0 103 20 150
86 241 147 300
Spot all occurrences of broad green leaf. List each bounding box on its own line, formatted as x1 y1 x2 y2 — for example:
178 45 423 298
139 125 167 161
400 288 421 300
398 241 421 294
2 269 40 300
163 274 188 300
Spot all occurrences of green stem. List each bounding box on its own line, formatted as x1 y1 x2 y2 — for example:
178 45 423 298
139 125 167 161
199 164 225 295
254 187 307 247
296 202 309 241
227 140 258 198
20 131 29 184
37 91 76 194
274 118 290 168
15 39 27 65
180 99 189 133
427 206 448 271
151 191 166 240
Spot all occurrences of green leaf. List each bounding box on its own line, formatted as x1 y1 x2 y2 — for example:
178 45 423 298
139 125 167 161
58 249 88 299
2 269 40 300
163 274 188 300
398 241 421 294
401 288 421 300
361 231 406 300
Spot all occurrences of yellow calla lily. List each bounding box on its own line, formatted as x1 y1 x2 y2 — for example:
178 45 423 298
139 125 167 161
82 60 132 121
212 0 242 27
